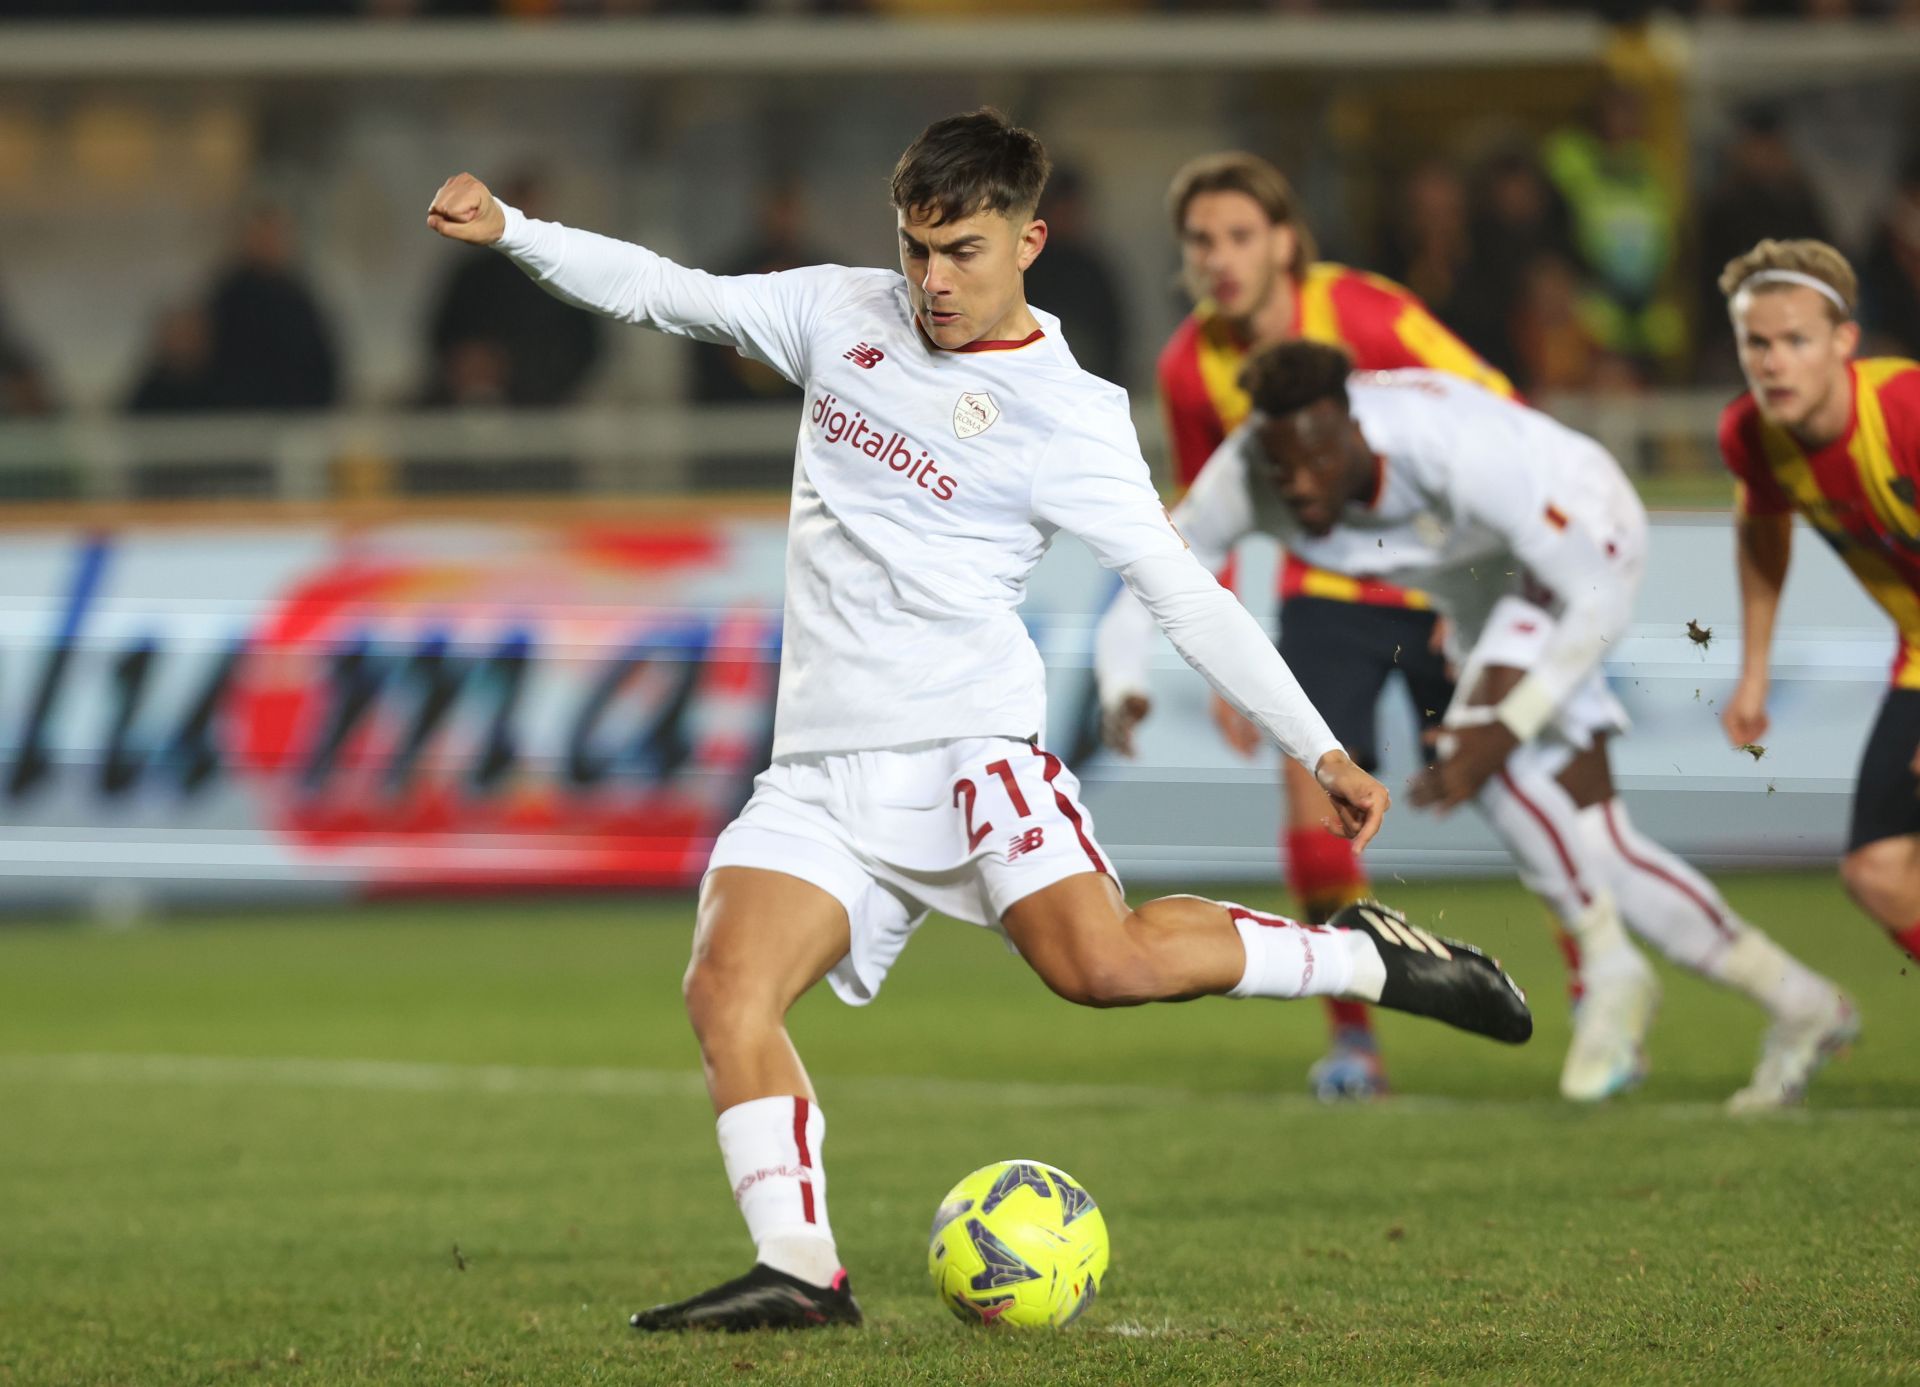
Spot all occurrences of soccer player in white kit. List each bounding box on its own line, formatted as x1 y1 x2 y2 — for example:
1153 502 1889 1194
1097 342 1855 1111
427 112 1532 1332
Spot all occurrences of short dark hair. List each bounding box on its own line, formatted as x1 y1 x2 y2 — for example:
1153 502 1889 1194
890 108 1051 227
1166 151 1317 275
1240 341 1354 420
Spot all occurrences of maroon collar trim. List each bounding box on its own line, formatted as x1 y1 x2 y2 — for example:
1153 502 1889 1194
918 320 1047 354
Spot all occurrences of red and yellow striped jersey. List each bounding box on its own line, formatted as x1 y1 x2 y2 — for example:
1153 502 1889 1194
1157 262 1515 606
1719 358 1920 689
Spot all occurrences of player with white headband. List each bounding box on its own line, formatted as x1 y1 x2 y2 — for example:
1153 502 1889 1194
1096 341 1854 1110
1717 238 1920 972
427 109 1532 1335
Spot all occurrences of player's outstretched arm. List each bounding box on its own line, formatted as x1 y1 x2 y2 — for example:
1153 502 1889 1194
1724 509 1792 749
1116 547 1387 841
423 170 836 383
1090 445 1245 758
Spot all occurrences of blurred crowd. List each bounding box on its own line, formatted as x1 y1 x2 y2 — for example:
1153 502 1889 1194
0 93 1917 423
1379 91 1920 394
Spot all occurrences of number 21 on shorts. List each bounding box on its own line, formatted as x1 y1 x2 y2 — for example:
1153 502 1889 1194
952 759 1032 852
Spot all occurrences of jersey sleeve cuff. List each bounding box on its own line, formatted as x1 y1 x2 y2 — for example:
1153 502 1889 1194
492 200 529 254
1297 729 1345 773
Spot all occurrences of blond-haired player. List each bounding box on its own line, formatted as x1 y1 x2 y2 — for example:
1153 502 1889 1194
1718 239 1920 968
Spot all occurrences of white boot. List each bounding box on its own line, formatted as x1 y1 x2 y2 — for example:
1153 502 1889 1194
1727 989 1860 1114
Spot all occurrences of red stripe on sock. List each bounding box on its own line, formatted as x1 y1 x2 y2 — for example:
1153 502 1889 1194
792 1097 816 1225
1496 768 1592 908
1556 927 1585 1004
1226 903 1334 934
1033 746 1108 875
1603 801 1734 939
1896 919 1920 962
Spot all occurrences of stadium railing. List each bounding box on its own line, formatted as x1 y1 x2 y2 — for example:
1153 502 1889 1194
0 394 1737 510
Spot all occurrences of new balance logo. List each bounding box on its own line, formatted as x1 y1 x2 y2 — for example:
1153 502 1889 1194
844 343 885 369
1357 903 1453 960
1007 827 1046 861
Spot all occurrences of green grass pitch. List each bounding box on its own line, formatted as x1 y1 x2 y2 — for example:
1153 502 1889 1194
1 871 1916 1386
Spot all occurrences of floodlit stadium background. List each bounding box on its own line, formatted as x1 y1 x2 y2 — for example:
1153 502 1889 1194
0 4 1913 910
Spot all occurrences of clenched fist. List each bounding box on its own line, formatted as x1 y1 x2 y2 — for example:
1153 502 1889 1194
426 173 506 246
1100 692 1152 759
1314 748 1389 851
1720 674 1770 750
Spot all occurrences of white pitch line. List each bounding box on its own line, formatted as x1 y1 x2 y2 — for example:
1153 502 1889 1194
0 1052 1914 1124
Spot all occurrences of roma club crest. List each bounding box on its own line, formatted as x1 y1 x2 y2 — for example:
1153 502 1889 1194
953 392 1000 440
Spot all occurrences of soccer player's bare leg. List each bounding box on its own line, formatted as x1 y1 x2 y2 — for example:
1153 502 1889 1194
1841 834 1920 959
685 867 850 1114
1281 756 1386 1098
632 867 861 1329
1001 871 1250 1004
997 870 1532 1045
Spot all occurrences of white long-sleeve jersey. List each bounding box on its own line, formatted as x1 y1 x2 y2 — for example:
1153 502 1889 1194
493 203 1342 769
1096 370 1647 742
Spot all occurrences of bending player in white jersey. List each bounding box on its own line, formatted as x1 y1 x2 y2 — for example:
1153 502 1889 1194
1097 342 1855 1111
427 111 1530 1332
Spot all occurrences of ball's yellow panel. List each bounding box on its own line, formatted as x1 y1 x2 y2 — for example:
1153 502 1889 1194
927 1159 1109 1329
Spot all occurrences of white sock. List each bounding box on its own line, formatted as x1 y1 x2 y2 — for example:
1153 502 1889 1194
1717 931 1841 1021
1566 890 1642 981
1224 903 1368 1000
1578 799 1834 1019
715 1095 840 1287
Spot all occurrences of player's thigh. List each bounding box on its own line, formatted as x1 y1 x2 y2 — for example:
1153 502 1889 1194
1554 734 1615 810
1458 661 1524 708
689 866 853 1019
1846 689 1920 856
999 870 1131 999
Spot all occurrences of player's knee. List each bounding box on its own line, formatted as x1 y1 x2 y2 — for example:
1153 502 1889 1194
682 953 779 1042
1840 841 1907 916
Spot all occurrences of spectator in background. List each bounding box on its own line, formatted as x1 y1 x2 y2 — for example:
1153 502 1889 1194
126 304 218 414
205 203 339 410
1508 254 1607 395
1023 165 1130 386
1696 106 1834 380
1381 159 1471 344
1450 147 1574 386
690 181 828 404
1860 149 1920 358
1543 83 1684 382
426 171 602 406
0 299 54 418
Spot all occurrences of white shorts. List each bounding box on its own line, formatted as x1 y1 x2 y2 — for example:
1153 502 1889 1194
704 736 1117 1006
1446 594 1630 752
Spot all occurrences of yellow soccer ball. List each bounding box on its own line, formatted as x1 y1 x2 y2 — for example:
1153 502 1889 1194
927 1159 1109 1328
